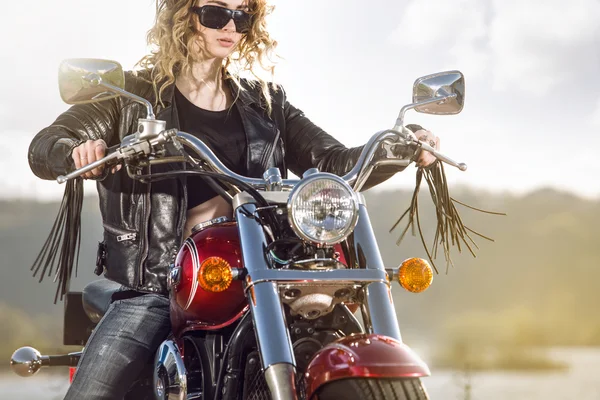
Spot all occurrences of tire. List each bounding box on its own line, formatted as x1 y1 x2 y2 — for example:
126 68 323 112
316 378 429 400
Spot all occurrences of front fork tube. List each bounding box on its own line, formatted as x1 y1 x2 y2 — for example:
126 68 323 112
354 205 403 342
235 205 297 400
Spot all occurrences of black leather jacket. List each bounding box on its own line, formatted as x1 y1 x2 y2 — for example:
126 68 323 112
28 71 412 295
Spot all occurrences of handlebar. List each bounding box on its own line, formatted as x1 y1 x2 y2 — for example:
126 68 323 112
57 127 467 186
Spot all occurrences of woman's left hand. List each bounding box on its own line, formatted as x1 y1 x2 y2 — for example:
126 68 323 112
413 129 440 168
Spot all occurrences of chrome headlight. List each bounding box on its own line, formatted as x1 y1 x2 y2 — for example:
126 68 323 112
288 173 359 245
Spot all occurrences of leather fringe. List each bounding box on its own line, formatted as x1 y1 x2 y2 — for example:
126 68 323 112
390 162 505 274
31 179 83 303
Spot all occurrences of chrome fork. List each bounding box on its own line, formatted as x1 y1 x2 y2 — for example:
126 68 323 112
234 203 402 399
354 205 403 341
236 203 297 400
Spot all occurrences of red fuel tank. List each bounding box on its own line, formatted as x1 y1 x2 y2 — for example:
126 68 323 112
170 221 248 335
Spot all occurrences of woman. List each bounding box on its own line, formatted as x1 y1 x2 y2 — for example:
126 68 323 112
28 0 439 398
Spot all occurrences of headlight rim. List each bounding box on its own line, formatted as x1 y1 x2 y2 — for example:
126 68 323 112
287 173 360 246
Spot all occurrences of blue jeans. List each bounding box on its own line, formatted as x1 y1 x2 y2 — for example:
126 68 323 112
64 293 171 400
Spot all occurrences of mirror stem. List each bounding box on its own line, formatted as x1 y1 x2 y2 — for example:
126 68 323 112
392 95 455 131
100 82 156 120
82 74 156 119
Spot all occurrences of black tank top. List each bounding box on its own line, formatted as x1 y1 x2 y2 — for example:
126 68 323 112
174 87 247 209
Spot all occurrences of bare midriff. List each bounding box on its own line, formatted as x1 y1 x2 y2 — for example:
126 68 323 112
183 195 233 239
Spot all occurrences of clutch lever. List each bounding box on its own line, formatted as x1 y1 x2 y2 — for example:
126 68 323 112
56 129 177 184
56 150 122 184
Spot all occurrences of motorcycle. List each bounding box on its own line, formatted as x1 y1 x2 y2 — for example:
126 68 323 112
11 59 467 400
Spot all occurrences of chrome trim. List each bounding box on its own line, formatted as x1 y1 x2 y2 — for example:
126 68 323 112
263 167 283 191
178 133 286 189
10 347 48 377
245 268 388 289
264 363 298 400
153 339 187 400
190 216 230 233
353 205 402 341
232 191 290 210
167 264 181 290
232 190 366 210
287 173 360 246
412 70 465 115
356 192 366 206
287 258 347 270
231 268 243 280
176 131 401 190
302 168 320 178
236 204 296 370
98 80 156 119
361 282 402 341
137 118 166 140
58 58 124 105
393 97 454 132
60 127 410 188
345 130 408 191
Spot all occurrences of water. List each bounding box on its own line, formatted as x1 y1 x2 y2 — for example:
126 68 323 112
0 372 69 400
2 348 599 399
423 348 600 400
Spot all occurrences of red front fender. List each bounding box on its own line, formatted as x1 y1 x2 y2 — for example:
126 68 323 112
304 333 430 398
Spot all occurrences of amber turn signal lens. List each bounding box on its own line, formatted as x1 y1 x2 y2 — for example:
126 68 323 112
198 257 233 293
398 258 433 293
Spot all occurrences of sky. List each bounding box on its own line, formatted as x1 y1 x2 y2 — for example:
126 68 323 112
0 0 599 201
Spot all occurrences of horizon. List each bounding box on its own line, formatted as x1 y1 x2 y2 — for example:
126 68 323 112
1 181 597 204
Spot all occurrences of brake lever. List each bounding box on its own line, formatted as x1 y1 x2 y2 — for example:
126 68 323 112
414 139 468 171
382 127 468 171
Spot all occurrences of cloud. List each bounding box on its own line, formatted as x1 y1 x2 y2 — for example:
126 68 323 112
389 0 600 96
389 0 487 47
591 98 600 128
489 0 600 95
389 0 490 78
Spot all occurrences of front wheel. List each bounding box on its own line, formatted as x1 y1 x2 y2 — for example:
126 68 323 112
316 378 429 400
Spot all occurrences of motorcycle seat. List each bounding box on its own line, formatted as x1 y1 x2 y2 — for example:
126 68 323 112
82 279 123 324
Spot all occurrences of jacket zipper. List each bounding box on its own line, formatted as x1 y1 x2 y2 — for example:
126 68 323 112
117 233 137 242
103 222 138 242
131 179 137 206
138 178 151 288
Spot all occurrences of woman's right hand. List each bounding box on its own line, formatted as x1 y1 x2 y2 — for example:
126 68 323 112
71 139 120 178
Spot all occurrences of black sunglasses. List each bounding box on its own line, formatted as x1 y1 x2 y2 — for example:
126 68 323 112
191 5 252 34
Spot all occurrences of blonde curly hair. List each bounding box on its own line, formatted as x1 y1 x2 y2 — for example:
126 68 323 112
137 0 278 113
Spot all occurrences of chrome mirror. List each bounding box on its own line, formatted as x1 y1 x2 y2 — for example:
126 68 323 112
58 58 125 105
412 71 465 115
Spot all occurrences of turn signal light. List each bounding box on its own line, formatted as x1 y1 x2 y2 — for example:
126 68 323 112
397 258 433 293
198 257 233 293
